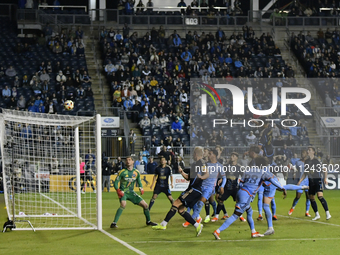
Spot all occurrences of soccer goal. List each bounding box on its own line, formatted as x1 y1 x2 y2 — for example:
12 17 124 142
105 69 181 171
0 109 102 230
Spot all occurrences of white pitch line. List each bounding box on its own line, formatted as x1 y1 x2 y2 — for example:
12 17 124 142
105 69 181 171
275 214 340 227
100 229 147 255
128 237 340 244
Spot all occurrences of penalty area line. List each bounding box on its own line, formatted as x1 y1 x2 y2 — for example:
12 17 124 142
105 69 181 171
128 237 340 244
100 229 147 255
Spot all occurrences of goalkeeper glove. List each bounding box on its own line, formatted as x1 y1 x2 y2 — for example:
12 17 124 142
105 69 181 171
116 189 124 198
140 188 144 195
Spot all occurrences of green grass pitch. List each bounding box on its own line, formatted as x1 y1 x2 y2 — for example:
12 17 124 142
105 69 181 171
2 190 340 255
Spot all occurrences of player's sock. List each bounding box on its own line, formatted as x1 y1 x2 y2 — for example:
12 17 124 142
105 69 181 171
144 208 151 222
221 204 227 214
160 221 168 227
318 196 329 211
218 214 238 232
306 198 311 212
271 198 276 216
149 198 155 210
246 207 255 231
192 201 204 219
283 184 304 190
179 211 196 226
216 203 222 216
211 201 217 216
164 206 178 223
292 197 300 208
204 201 210 216
113 206 124 223
263 203 273 228
257 192 263 215
311 199 318 213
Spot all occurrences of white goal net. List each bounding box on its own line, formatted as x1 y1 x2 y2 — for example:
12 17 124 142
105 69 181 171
1 109 102 230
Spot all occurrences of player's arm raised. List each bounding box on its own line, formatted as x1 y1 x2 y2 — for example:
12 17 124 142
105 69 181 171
178 166 189 180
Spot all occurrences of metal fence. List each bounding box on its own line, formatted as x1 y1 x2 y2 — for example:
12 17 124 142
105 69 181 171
316 107 340 117
272 16 340 27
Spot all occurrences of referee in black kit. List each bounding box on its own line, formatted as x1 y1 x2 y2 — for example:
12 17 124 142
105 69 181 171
297 146 331 221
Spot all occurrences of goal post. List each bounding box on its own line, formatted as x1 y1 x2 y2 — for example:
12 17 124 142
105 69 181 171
0 109 102 230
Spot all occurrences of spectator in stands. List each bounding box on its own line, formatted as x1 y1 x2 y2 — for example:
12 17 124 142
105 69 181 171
291 153 300 166
76 26 84 39
125 0 134 14
136 0 145 13
286 134 295 146
173 35 182 47
2 86 11 98
147 157 157 174
81 71 91 84
151 114 160 128
245 131 257 145
273 135 284 147
25 0 34 9
139 114 151 129
77 44 85 57
53 42 63 54
5 66 17 77
141 146 150 164
171 118 183 134
316 147 324 160
115 157 125 172
17 95 26 110
146 0 153 11
282 144 293 160
134 155 145 173
56 71 66 82
40 70 50 83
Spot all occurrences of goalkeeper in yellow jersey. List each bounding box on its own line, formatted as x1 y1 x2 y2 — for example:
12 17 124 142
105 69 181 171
110 156 157 228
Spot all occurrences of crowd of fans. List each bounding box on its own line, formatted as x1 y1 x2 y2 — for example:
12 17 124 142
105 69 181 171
291 29 340 113
0 19 94 114
98 24 319 171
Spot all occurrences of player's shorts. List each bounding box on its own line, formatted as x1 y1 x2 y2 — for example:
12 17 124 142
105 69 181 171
85 175 93 182
153 184 171 196
219 189 238 202
235 189 253 214
297 178 309 194
263 183 276 199
179 188 202 208
308 179 323 196
120 191 143 205
201 186 215 200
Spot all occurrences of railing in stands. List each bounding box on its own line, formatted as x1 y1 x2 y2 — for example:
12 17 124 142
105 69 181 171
316 107 340 117
38 5 87 12
0 4 16 20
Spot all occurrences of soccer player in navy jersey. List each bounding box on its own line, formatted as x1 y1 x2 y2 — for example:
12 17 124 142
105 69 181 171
148 157 174 211
152 147 207 236
297 147 331 221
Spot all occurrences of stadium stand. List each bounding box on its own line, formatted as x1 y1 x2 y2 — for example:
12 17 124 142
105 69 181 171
0 17 94 115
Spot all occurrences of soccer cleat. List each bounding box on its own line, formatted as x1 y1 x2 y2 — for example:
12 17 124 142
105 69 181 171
81 191 85 194
110 222 118 228
312 215 320 221
152 224 166 230
196 223 203 237
305 212 311 217
93 190 96 193
146 221 158 226
251 232 264 238
222 215 229 220
211 217 219 222
272 215 278 221
204 215 210 223
288 208 294 215
264 228 275 236
301 185 309 190
196 216 202 224
326 213 332 220
213 230 221 240
257 215 263 221
182 221 191 227
240 216 246 222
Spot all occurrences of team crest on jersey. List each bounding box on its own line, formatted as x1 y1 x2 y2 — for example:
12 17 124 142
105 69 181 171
132 174 136 177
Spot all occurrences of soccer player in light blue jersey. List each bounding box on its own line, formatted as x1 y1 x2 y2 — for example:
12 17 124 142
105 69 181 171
213 156 287 240
185 149 226 225
288 150 311 217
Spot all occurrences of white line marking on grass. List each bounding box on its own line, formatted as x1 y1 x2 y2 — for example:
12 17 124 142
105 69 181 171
128 237 340 244
100 230 147 255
